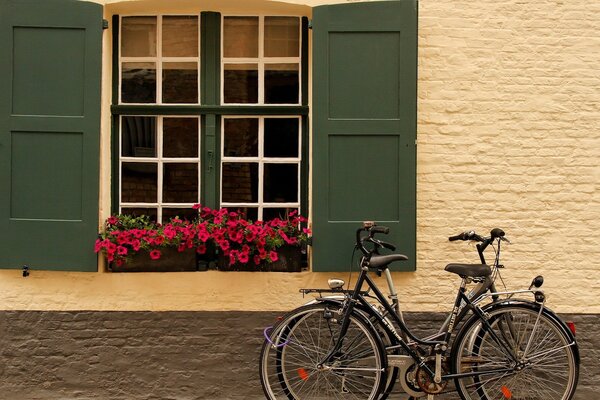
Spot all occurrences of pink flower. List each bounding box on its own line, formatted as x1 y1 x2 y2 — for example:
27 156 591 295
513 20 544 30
149 250 161 260
94 239 103 253
131 239 141 251
192 203 202 210
218 240 230 251
229 250 238 265
107 216 119 225
253 255 261 265
238 251 249 264
117 246 128 256
269 251 278 262
196 245 207 254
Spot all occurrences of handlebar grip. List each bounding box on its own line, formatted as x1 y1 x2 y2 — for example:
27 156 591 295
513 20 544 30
448 234 463 242
490 228 505 239
371 226 389 235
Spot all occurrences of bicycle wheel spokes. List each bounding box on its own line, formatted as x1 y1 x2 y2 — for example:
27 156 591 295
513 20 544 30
260 304 384 400
454 305 578 400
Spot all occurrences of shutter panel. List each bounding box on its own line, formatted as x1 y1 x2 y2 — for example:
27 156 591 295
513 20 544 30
312 0 417 271
0 0 102 270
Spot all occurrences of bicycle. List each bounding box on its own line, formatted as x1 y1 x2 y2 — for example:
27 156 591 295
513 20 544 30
259 222 579 400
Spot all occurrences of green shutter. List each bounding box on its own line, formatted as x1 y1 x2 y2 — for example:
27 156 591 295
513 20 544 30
312 0 417 271
0 0 102 271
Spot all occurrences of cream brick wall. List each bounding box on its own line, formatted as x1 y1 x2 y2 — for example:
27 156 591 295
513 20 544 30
0 0 598 314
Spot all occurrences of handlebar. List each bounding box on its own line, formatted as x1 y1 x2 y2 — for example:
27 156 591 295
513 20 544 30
356 222 393 256
449 228 509 265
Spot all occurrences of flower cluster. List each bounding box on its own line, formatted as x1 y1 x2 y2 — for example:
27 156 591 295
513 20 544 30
94 206 311 268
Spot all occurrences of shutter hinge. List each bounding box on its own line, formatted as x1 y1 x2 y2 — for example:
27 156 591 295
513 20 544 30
102 19 109 30
308 20 313 29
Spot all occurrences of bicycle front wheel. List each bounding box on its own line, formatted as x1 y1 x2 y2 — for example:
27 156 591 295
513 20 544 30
260 303 386 400
452 303 579 400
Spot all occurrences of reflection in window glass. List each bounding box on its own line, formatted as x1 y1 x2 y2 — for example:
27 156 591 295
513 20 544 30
264 164 298 203
162 16 198 57
163 163 199 203
224 64 258 103
223 17 259 58
264 17 299 57
264 118 299 158
265 64 299 104
224 118 258 157
162 62 198 104
122 63 156 103
163 118 198 158
121 207 158 222
222 162 258 203
121 163 158 203
263 207 297 221
162 207 198 222
121 16 157 57
121 116 157 157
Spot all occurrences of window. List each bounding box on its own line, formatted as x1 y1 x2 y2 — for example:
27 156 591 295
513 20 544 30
120 16 199 104
112 13 308 225
222 16 301 104
221 116 301 220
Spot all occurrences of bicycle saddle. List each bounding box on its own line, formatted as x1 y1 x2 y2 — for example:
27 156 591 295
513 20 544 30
367 254 408 270
445 263 491 277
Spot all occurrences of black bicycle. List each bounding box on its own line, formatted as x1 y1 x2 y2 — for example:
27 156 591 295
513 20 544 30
259 223 579 400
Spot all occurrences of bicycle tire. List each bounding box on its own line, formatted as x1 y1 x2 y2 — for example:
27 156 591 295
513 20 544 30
259 303 387 400
451 302 579 400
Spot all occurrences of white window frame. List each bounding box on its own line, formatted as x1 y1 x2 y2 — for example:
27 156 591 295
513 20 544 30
119 14 201 105
221 15 302 106
119 115 202 223
220 116 302 220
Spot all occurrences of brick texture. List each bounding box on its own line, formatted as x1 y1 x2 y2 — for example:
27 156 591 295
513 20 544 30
0 311 596 399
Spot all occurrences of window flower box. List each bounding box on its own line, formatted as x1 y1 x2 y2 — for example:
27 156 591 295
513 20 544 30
95 206 310 273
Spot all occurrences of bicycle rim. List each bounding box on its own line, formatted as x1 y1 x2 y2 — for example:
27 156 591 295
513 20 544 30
453 304 578 400
260 304 385 400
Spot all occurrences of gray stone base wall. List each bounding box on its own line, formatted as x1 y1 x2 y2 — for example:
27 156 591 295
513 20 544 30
0 311 596 399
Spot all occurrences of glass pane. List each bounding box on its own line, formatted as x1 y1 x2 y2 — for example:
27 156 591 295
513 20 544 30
264 17 299 57
223 64 258 103
162 62 198 103
265 64 299 104
223 17 258 58
163 118 199 158
264 118 299 158
121 162 158 203
162 207 198 222
121 16 157 57
121 207 158 222
264 163 298 203
162 16 198 57
121 116 157 157
224 118 258 157
163 163 199 203
222 162 258 203
238 207 258 222
263 207 297 221
122 62 156 103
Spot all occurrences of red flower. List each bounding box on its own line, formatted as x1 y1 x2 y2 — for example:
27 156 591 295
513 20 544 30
253 255 261 265
269 251 278 262
149 250 161 260
196 245 207 254
117 246 128 256
107 216 119 225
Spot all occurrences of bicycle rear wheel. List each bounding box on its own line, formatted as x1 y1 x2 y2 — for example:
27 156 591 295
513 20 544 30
260 303 386 400
452 303 579 400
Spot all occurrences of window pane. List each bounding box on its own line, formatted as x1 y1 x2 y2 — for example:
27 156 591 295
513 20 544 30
163 163 199 203
122 62 156 103
121 162 158 203
162 62 198 103
223 17 258 58
224 64 258 103
238 207 258 222
162 16 198 57
265 64 299 104
121 16 157 57
162 207 198 222
264 118 299 158
222 162 258 203
121 116 157 157
263 207 297 221
264 163 298 203
163 118 198 158
264 17 299 57
121 207 158 222
224 118 258 157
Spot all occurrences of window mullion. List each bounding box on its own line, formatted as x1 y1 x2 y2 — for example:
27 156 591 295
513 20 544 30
258 16 265 105
157 15 163 104
157 116 164 222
